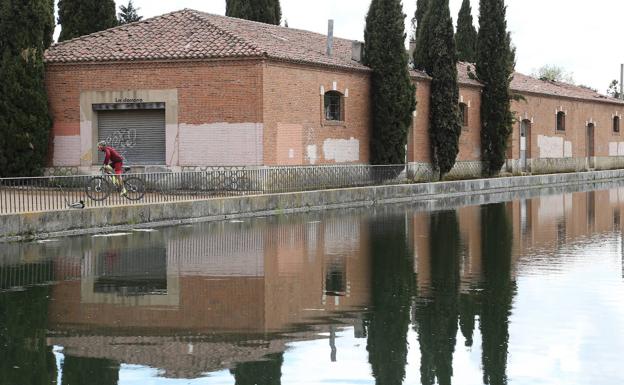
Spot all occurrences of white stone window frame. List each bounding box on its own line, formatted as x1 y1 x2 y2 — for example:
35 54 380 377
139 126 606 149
612 112 621 135
555 106 567 133
459 95 471 129
320 82 349 127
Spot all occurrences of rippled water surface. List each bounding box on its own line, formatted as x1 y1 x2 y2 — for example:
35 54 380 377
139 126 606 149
2 186 624 384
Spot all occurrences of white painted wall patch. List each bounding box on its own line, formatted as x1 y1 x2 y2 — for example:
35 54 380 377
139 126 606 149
537 135 564 158
323 137 359 163
564 141 572 158
306 145 318 165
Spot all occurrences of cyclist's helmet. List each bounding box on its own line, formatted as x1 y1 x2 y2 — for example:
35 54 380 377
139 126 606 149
97 141 107 148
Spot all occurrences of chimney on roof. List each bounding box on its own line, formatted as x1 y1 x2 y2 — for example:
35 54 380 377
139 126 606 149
326 20 334 57
409 39 416 60
620 64 624 100
352 41 364 62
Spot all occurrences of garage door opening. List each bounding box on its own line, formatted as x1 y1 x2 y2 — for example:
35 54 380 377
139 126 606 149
97 109 166 165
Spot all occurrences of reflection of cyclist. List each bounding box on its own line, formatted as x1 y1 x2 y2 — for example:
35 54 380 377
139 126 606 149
97 141 127 196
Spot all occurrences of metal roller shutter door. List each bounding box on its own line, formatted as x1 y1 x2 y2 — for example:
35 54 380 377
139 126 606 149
97 109 166 165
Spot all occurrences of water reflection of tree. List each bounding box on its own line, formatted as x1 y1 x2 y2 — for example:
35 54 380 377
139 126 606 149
61 356 120 385
367 213 415 385
232 353 284 385
0 286 56 385
479 203 516 385
414 210 461 385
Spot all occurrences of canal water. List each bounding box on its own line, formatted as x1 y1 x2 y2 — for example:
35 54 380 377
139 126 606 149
1 185 624 384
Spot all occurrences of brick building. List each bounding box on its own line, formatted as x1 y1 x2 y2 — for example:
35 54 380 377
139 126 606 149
410 63 624 179
44 9 624 177
44 9 370 173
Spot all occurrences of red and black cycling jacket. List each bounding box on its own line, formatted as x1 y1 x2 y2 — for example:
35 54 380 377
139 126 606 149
103 146 124 165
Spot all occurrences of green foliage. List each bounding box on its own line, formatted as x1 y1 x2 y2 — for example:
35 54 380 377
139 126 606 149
0 286 56 385
532 64 574 84
364 0 416 165
0 0 53 177
479 203 515 385
232 353 283 384
476 0 515 176
118 0 143 25
61 356 120 385
367 211 415 385
415 210 461 385
58 0 117 42
225 0 282 25
413 0 429 70
455 0 477 63
414 0 462 178
608 80 621 99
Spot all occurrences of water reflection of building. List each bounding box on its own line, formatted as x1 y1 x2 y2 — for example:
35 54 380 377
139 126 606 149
4 187 624 383
509 187 624 255
411 204 516 385
41 213 370 379
409 187 624 385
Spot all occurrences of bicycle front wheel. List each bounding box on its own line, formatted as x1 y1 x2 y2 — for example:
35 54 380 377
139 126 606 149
123 177 146 201
85 176 112 201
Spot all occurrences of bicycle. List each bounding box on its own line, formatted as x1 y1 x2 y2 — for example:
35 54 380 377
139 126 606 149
85 166 146 202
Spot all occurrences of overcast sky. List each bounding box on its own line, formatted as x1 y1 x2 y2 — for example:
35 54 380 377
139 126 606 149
53 0 624 94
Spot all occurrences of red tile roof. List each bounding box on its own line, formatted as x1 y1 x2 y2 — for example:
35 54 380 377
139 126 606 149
44 9 368 71
45 9 622 106
455 61 624 105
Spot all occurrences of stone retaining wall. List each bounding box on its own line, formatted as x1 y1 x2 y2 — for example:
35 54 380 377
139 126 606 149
3 169 624 242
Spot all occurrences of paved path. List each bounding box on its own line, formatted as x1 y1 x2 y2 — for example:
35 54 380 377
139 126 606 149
0 187 254 215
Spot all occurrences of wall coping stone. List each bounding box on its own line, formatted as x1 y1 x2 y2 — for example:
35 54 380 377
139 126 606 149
2 169 624 242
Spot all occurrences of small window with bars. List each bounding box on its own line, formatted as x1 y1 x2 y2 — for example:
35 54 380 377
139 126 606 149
614 116 620 133
324 91 343 122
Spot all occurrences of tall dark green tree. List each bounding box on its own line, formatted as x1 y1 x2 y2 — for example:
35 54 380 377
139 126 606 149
479 203 516 385
118 0 143 25
414 0 429 47
413 0 462 178
226 0 282 25
62 356 120 385
476 0 515 176
0 286 56 385
232 353 284 385
57 0 117 41
455 0 478 63
414 210 461 385
367 210 415 385
0 0 53 177
364 0 416 165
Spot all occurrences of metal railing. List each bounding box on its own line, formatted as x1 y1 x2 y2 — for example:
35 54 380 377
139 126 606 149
0 164 411 215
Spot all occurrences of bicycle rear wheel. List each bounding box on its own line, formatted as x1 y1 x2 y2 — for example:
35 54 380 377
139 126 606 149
123 177 146 201
85 176 112 201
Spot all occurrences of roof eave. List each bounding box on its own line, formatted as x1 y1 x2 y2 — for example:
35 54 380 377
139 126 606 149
511 88 624 106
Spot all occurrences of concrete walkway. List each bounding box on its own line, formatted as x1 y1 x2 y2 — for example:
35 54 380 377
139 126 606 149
3 169 624 242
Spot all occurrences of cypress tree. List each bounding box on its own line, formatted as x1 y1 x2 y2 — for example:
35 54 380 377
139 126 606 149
413 0 429 70
479 203 515 385
226 0 281 25
415 0 429 39
0 0 53 177
231 353 283 385
455 0 477 63
414 0 462 178
367 211 414 385
414 209 461 385
58 0 117 42
476 0 514 176
364 0 416 165
118 0 143 25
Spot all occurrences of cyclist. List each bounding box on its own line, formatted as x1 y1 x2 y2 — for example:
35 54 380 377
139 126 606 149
97 141 127 196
